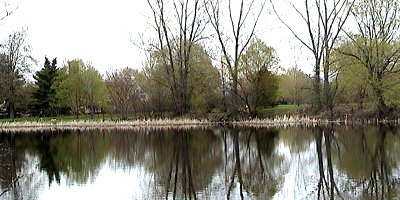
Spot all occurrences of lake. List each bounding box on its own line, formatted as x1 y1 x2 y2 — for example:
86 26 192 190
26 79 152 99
0 125 399 199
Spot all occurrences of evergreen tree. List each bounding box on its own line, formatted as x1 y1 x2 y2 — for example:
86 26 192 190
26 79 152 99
31 57 58 116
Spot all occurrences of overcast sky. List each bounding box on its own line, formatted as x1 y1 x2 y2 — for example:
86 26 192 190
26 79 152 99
0 0 313 76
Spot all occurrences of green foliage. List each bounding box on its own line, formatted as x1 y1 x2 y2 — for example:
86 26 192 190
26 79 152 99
188 44 220 113
83 65 108 116
238 38 280 114
145 43 220 114
277 67 313 105
259 71 279 106
346 0 400 117
56 59 107 118
31 57 58 116
190 94 208 113
383 74 400 105
334 41 371 106
56 60 85 116
142 64 172 114
335 37 400 109
14 83 35 116
260 104 302 117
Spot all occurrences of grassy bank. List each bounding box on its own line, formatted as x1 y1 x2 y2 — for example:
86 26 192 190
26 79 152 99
0 114 116 123
0 104 303 123
259 104 304 117
1 104 400 131
0 115 324 132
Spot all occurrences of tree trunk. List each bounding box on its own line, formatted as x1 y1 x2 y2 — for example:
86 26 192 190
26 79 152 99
9 103 15 120
313 67 322 112
315 127 325 199
170 85 180 117
90 105 94 119
231 70 239 114
221 60 227 112
75 105 79 119
324 73 333 118
374 86 387 119
324 127 337 199
182 72 189 114
122 110 127 120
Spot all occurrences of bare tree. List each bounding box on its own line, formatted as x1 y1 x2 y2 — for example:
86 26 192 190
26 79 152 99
146 0 206 116
341 0 400 119
0 28 33 119
270 0 355 114
106 68 141 120
204 0 266 113
1 1 18 21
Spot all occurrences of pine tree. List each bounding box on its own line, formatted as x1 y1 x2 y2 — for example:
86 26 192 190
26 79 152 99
31 57 58 116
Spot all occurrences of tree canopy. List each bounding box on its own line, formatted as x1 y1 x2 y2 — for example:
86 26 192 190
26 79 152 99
31 57 58 116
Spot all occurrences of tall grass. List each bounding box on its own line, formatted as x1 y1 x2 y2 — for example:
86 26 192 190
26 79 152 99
1 114 398 133
0 115 321 131
0 118 211 132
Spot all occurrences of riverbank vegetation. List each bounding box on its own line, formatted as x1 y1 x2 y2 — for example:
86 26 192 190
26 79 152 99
1 0 400 123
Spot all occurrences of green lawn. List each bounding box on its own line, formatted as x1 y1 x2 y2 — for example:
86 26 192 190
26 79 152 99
260 104 304 117
0 105 305 123
0 114 117 123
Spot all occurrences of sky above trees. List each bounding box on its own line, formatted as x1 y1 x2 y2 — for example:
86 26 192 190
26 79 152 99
0 0 312 76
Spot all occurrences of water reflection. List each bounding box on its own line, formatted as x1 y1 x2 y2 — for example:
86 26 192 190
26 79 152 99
334 125 400 199
0 133 45 200
223 127 286 199
0 125 400 199
0 133 23 199
315 126 339 199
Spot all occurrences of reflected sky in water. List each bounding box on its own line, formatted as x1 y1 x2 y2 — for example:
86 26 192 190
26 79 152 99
40 163 147 199
1 125 400 199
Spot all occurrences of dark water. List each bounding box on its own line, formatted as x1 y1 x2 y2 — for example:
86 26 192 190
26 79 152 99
0 125 400 200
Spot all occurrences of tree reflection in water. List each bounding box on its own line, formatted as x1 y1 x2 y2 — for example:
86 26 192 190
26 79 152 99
0 133 22 199
314 125 342 199
148 129 222 199
165 132 196 199
0 125 400 199
334 124 400 199
225 127 286 199
368 125 396 198
106 128 223 199
0 133 45 200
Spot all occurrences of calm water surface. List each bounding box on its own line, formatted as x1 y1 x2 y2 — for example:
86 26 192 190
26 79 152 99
0 125 400 199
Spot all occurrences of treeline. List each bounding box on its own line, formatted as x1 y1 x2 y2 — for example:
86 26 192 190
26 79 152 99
0 38 285 119
2 0 400 120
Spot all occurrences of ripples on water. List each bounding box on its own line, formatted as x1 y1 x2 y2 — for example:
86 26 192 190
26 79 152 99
0 125 399 199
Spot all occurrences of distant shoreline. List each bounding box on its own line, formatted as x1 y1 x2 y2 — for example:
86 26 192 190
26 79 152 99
1 116 399 132
0 116 318 132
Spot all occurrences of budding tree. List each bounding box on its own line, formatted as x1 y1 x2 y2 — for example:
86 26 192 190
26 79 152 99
270 0 355 114
146 0 206 116
204 0 266 113
342 0 400 118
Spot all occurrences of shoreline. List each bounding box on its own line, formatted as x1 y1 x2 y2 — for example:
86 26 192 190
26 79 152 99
1 116 400 132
